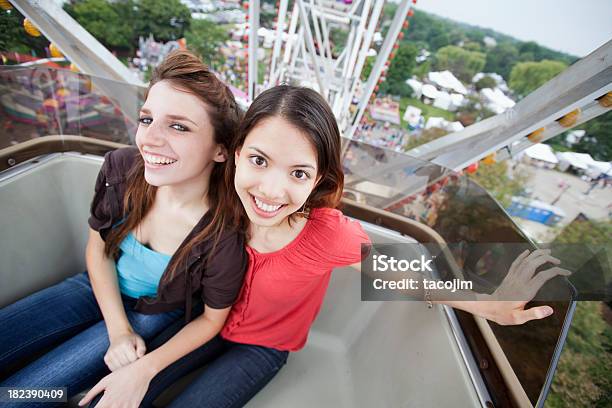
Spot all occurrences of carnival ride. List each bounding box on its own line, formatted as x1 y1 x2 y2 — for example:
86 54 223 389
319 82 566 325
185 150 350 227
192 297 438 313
1 0 611 407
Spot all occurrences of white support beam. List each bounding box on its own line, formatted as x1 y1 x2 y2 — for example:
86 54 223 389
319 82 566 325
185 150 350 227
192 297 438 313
339 0 384 120
408 39 612 172
280 2 300 83
297 0 328 97
343 0 412 143
248 0 260 101
495 99 611 163
344 0 371 82
269 0 289 86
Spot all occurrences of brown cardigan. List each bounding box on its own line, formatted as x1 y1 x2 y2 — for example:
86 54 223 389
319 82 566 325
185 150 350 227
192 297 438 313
88 147 247 322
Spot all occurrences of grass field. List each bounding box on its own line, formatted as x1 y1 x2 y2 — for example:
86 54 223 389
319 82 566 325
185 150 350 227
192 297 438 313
399 97 456 127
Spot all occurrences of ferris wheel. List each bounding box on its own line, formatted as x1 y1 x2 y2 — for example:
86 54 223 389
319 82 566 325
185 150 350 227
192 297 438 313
244 0 415 140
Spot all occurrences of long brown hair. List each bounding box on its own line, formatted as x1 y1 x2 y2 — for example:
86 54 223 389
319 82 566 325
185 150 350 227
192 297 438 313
223 85 344 224
104 50 244 279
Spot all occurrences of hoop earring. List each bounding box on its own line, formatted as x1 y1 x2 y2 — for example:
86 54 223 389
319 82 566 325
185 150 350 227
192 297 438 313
295 203 309 217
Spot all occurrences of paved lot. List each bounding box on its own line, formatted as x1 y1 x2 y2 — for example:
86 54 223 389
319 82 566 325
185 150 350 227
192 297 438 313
510 162 611 241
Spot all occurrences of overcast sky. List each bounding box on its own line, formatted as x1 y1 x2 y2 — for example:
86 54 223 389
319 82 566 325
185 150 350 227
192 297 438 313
411 0 612 57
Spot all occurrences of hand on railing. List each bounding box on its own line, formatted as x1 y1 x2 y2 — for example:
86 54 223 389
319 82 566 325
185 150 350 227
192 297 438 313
470 249 571 325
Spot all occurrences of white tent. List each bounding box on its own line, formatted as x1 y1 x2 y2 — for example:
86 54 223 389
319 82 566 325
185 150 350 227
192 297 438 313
525 144 559 164
588 161 612 173
433 91 451 110
481 88 515 114
565 130 586 145
427 71 468 95
483 36 497 48
403 105 422 128
424 117 464 133
430 92 464 112
421 84 439 99
472 72 504 84
258 27 276 48
406 78 423 98
449 93 465 109
556 152 595 171
448 121 464 132
587 161 612 179
473 73 510 92
425 117 446 130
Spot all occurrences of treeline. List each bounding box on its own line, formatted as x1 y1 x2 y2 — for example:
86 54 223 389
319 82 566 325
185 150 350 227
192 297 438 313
401 8 577 80
0 0 192 56
0 7 49 56
63 0 192 53
372 6 580 100
0 0 229 69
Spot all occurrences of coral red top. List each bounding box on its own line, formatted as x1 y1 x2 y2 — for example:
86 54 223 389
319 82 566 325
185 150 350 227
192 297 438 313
221 207 371 351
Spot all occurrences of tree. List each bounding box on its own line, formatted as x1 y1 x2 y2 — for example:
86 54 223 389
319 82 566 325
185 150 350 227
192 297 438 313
484 42 519 80
361 56 374 81
381 43 418 96
400 9 576 72
434 45 485 83
259 0 276 29
404 127 447 150
403 10 451 51
454 94 495 126
475 75 497 90
465 30 485 44
573 111 612 161
0 9 48 56
412 60 431 80
184 19 227 69
65 0 134 51
329 27 348 55
546 216 612 408
546 301 612 408
509 59 567 97
134 0 191 42
463 41 482 52
518 41 576 65
381 2 397 21
429 32 450 51
467 160 529 208
66 0 191 49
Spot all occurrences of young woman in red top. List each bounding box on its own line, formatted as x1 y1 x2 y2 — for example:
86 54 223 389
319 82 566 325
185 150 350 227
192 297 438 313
132 85 570 408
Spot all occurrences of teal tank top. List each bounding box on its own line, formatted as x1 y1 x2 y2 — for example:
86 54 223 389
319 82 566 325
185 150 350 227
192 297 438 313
116 232 172 298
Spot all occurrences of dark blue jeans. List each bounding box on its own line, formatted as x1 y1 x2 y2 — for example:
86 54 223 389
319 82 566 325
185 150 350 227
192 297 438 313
0 271 183 408
133 318 289 408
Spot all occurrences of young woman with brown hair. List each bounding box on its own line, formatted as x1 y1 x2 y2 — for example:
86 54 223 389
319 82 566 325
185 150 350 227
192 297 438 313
0 50 248 407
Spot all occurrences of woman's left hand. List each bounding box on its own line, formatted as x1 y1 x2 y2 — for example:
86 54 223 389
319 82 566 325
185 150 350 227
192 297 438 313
78 358 155 407
470 249 571 325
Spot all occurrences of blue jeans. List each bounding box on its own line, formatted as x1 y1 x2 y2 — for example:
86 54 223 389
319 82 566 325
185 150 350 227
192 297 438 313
131 318 289 408
0 271 183 408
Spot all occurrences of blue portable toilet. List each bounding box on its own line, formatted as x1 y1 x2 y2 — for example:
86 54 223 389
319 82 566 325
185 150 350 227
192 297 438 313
507 197 565 226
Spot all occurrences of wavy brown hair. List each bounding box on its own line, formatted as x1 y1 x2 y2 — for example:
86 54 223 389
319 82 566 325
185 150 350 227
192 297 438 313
104 50 244 279
223 85 344 225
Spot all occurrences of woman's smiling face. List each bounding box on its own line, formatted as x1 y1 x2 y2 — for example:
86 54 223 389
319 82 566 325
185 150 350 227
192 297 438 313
135 80 226 187
234 116 320 227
